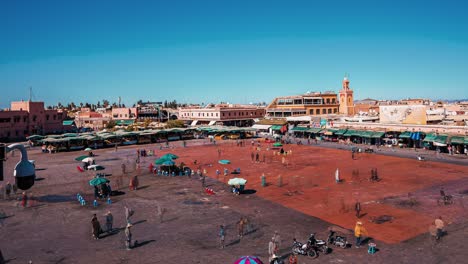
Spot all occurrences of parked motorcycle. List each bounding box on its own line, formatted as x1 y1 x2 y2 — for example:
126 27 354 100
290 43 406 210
292 238 317 258
326 230 348 248
308 233 329 255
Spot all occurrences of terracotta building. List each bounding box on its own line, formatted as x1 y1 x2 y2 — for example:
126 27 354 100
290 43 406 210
339 76 355 116
0 101 66 141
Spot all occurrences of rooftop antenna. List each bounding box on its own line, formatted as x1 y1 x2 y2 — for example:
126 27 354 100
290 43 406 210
29 86 32 101
118 96 121 107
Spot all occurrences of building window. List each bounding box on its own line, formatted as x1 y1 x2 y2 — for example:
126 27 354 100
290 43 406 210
228 113 231 116
211 113 213 116
316 109 320 115
222 113 225 116
309 109 314 115
322 109 326 114
234 112 236 116
326 98 330 104
334 108 338 113
332 98 336 104
53 115 56 120
32 115 37 122
216 113 219 117
46 115 50 121
328 108 332 114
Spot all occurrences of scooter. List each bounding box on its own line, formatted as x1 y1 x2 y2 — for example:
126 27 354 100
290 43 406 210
327 230 348 248
292 238 317 258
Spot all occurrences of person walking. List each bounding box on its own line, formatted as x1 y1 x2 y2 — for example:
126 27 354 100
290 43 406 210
335 168 340 183
251 152 255 162
5 182 11 200
268 237 277 262
355 201 361 218
125 206 133 224
133 175 139 190
129 177 134 191
435 216 445 241
121 163 126 175
21 192 28 208
237 217 245 239
157 205 166 223
12 183 18 196
125 223 133 250
219 225 226 249
354 221 368 248
272 231 281 254
255 152 260 163
105 211 113 232
91 214 102 240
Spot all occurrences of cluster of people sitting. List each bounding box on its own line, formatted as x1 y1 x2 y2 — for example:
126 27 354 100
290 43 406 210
83 159 96 170
41 144 57 153
94 183 112 199
231 185 242 195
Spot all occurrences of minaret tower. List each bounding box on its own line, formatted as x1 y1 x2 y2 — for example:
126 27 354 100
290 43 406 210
339 74 355 116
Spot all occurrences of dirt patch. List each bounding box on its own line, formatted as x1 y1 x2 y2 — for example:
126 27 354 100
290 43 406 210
396 199 420 208
370 215 395 224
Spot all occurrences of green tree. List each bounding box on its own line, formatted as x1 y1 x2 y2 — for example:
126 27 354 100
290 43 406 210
106 120 117 129
165 120 185 128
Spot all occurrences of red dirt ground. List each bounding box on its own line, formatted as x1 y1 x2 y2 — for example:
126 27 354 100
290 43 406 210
164 140 468 244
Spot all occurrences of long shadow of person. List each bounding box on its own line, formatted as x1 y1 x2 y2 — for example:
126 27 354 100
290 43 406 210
132 239 156 248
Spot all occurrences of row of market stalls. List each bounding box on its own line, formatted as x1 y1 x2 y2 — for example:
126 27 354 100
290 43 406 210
288 126 468 153
27 126 257 152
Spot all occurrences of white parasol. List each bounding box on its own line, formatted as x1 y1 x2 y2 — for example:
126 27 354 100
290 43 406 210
228 178 247 186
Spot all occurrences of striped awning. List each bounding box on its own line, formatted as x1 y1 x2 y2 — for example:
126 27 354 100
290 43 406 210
399 131 412 139
360 131 374 138
307 128 323 134
343 130 359 136
434 135 448 145
334 129 348 136
371 131 385 138
450 136 465 144
271 125 282 131
291 127 308 132
423 133 437 142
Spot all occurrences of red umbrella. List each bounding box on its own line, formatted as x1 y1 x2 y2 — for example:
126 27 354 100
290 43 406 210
233 256 263 264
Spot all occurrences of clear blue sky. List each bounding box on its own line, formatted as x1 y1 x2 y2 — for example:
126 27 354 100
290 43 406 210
1 0 467 108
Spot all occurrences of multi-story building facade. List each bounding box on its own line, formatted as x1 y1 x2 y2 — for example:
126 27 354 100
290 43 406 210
266 92 339 118
178 104 265 126
0 101 66 141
